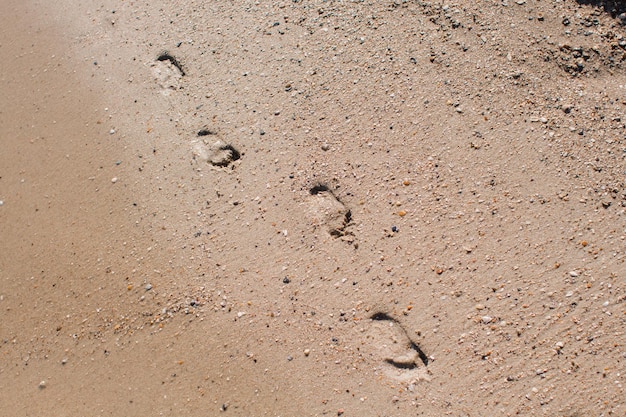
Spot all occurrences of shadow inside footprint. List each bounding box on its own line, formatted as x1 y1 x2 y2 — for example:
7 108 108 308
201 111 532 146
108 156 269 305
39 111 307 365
157 53 185 76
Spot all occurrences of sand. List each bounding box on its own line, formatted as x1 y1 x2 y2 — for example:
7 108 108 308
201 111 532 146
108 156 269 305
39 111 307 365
1 0 625 415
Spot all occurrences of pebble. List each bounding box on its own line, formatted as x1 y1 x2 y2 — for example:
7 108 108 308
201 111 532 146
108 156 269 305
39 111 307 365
237 311 246 318
145 284 152 291
283 277 290 284
287 355 293 361
111 177 118 183
321 143 330 151
481 316 493 324
475 303 485 310
304 349 311 356
38 380 47 389
0 200 3 206
569 271 579 277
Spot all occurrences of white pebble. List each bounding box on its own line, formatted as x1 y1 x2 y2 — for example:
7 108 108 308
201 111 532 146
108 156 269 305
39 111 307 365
111 177 118 183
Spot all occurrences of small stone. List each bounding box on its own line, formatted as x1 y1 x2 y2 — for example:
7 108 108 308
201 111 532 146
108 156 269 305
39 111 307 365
475 303 485 310
38 381 47 389
481 316 493 324
237 311 246 318
569 271 579 277
145 284 152 291
0 200 3 206
283 277 291 284
304 349 311 356
391 225 399 233
111 177 118 183
321 143 330 151
109 129 115 135
287 355 293 361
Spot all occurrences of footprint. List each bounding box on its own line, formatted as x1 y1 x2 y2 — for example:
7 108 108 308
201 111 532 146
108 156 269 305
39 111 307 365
358 312 430 383
192 139 241 168
305 185 354 241
151 53 185 94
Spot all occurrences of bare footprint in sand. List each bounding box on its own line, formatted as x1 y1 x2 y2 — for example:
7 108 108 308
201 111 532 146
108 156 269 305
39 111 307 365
358 312 430 383
151 53 185 95
192 139 241 168
305 185 354 242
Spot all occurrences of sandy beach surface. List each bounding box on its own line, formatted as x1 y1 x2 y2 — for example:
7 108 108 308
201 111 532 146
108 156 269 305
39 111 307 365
1 0 625 415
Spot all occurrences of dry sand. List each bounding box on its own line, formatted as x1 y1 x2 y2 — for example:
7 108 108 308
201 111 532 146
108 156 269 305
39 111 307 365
1 0 625 415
